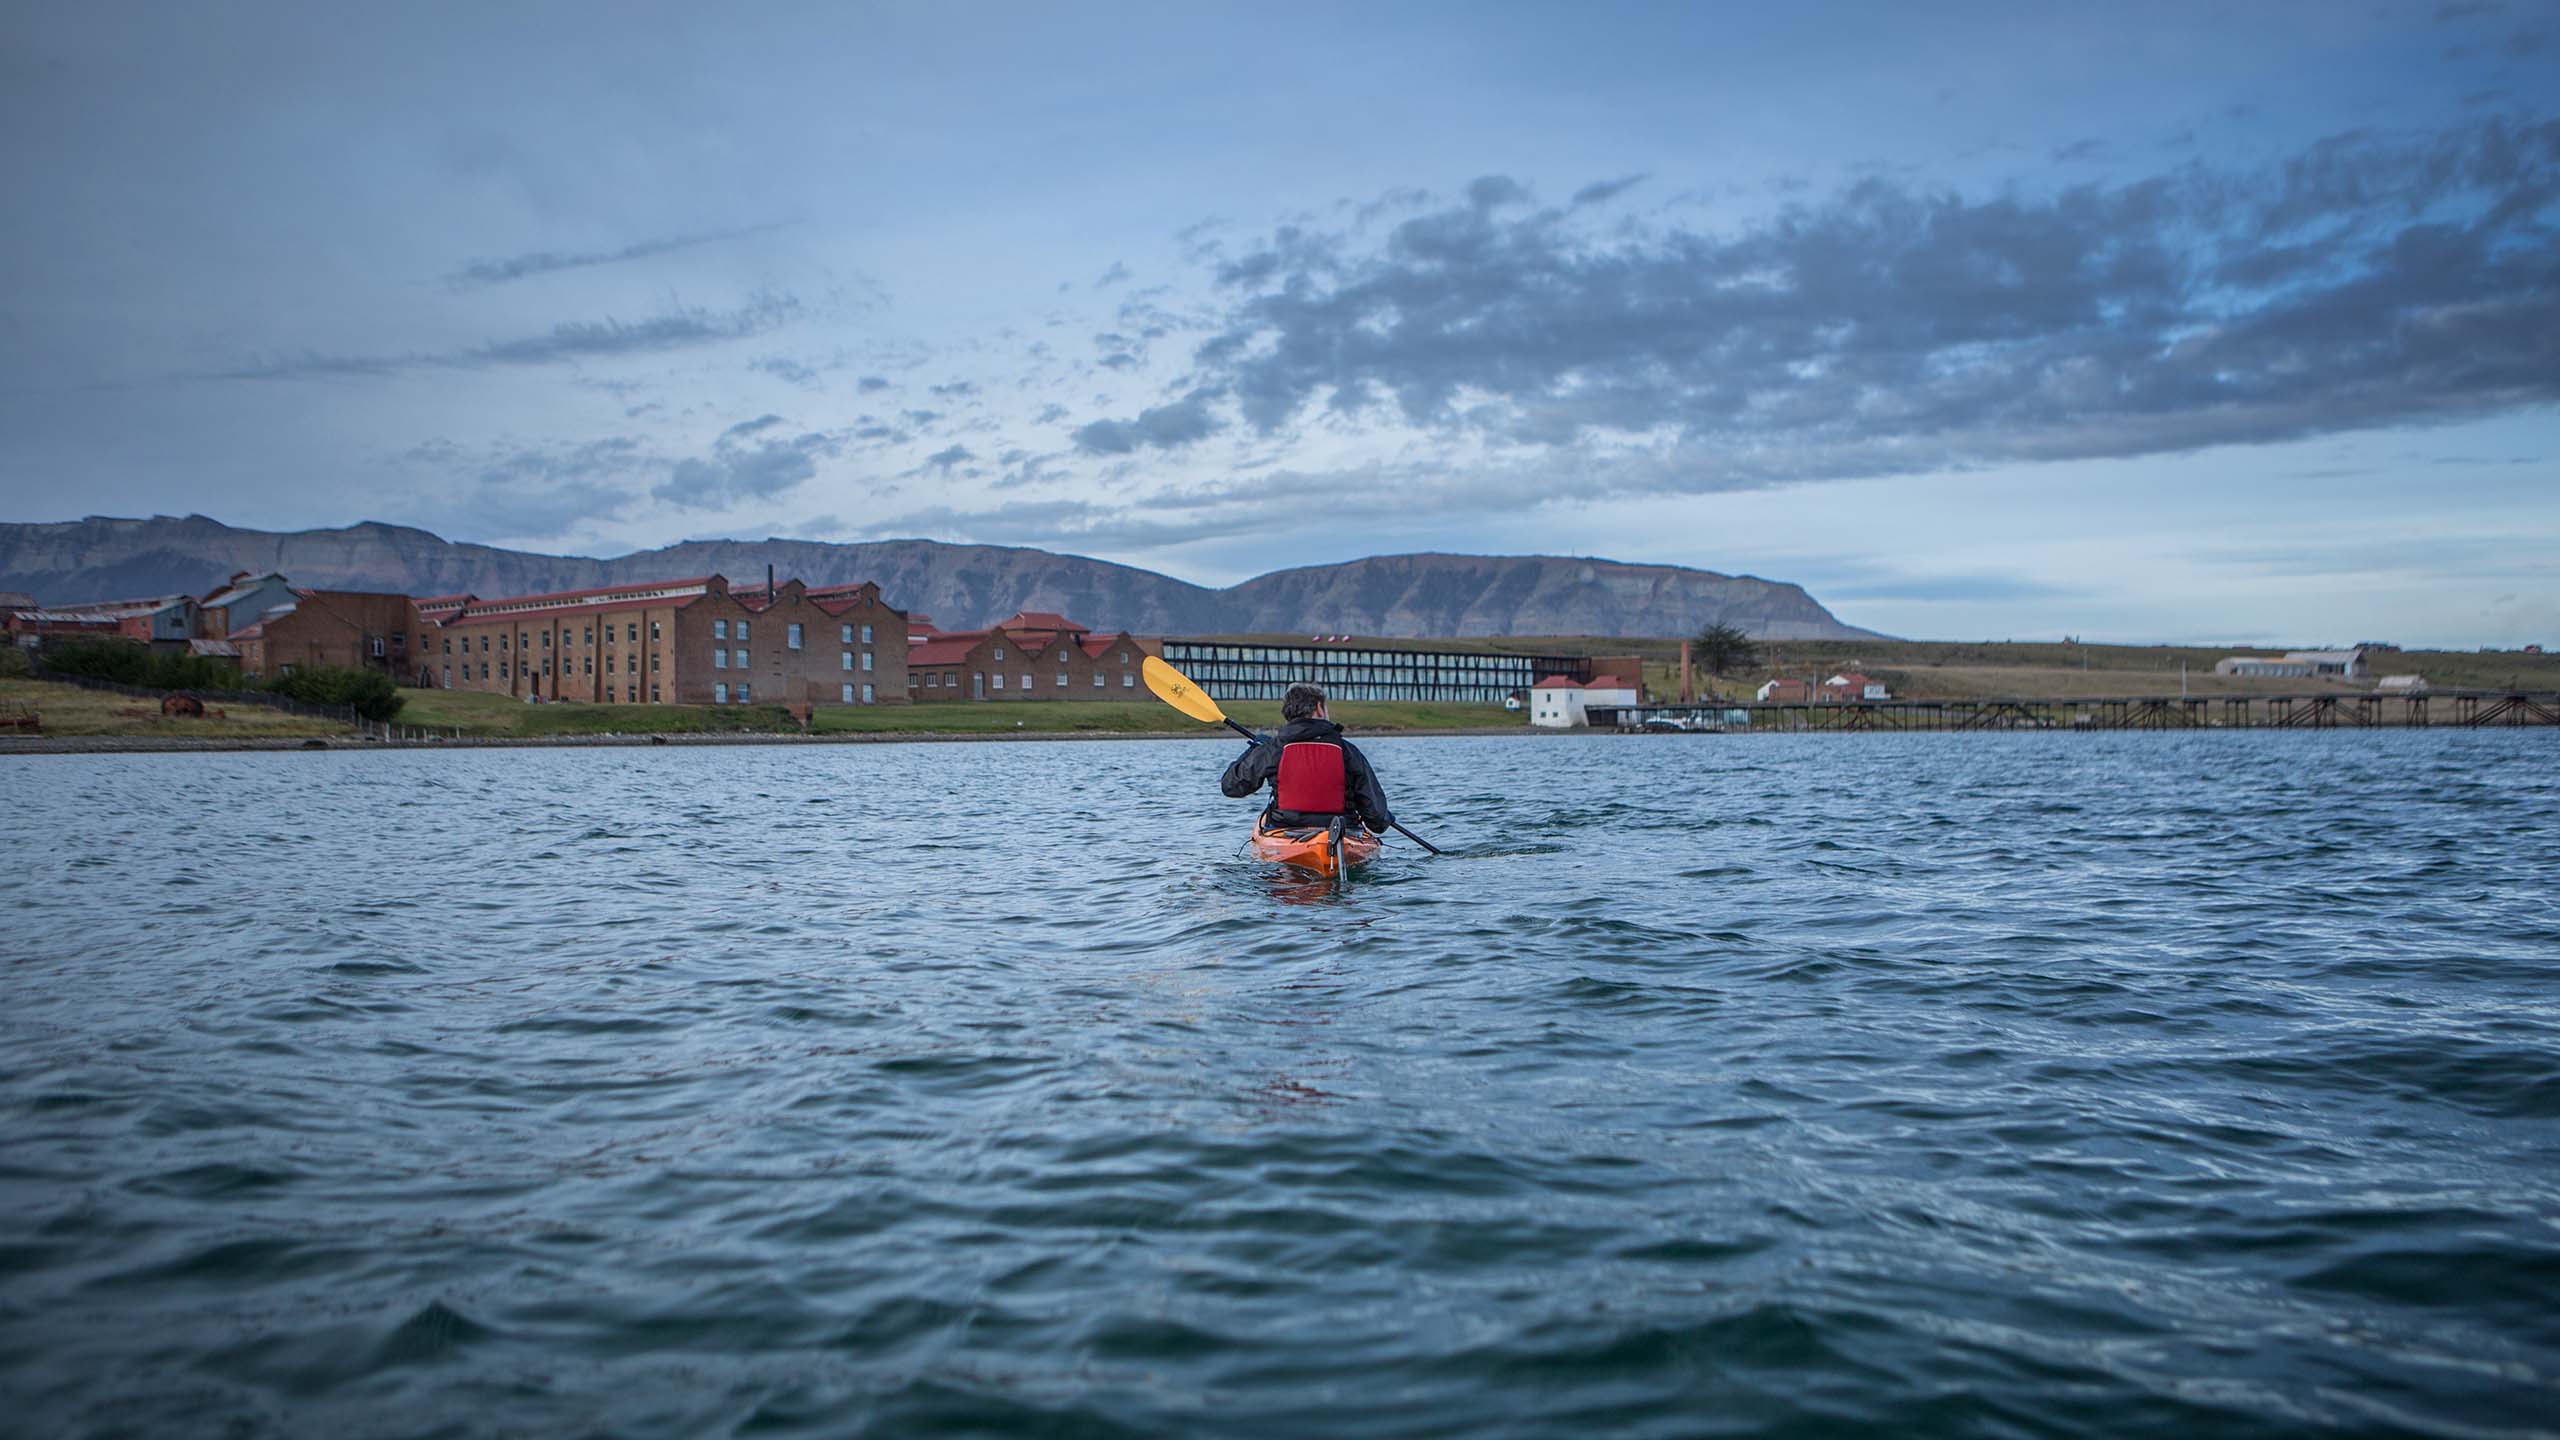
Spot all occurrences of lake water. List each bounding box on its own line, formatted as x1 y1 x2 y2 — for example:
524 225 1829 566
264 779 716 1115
4 732 2558 1437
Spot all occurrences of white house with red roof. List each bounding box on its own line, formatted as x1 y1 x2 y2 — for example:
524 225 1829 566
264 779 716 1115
1529 672 1641 727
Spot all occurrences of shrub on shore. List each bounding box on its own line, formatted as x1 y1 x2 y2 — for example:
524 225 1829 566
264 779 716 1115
39 641 404 721
41 639 241 692
266 665 405 722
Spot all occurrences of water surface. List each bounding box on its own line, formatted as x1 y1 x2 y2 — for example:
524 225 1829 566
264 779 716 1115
4 732 2558 1436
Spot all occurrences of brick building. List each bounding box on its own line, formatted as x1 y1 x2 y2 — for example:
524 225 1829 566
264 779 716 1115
904 610 1156 702
419 574 908 707
234 589 425 677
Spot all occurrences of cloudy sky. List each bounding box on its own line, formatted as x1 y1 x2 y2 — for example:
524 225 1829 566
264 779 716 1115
2 2 2554 645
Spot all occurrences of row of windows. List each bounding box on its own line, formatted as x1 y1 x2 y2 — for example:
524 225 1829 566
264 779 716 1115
706 681 877 704
907 671 1140 691
440 620 664 654
1162 643 1536 674
1198 681 1524 702
1175 664 1530 688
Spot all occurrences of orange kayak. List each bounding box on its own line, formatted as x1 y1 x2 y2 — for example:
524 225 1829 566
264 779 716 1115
1248 820 1382 876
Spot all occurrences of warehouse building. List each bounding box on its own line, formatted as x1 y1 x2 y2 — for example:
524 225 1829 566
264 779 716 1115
1156 638 1607 704
418 574 907 707
906 611 1156 701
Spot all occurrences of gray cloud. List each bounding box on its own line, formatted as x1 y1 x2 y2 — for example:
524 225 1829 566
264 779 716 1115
922 443 974 471
857 375 893 392
214 297 801 382
651 414 845 510
751 355 821 385
443 221 791 288
1154 117 2558 483
1570 174 1646 207
397 435 650 540
1070 387 1225 454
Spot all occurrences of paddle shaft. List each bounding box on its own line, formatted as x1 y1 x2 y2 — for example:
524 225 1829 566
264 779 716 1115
1231 720 1443 855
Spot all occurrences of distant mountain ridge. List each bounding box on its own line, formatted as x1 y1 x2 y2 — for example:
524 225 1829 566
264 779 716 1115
0 515 1882 641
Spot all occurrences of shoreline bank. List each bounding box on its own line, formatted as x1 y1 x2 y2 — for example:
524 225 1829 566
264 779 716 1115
0 726 1575 755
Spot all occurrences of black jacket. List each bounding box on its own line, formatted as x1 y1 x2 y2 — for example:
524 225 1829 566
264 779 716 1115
1220 717 1394 832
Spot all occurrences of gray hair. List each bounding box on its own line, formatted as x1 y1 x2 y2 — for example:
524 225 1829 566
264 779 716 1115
1281 683 1327 721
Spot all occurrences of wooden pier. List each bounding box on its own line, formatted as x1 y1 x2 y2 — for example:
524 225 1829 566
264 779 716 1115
1588 689 2560 733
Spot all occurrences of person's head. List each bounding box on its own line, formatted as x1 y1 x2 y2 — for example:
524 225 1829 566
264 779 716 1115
1282 682 1328 722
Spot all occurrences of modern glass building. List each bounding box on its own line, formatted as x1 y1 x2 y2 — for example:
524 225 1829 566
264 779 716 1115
1159 639 1594 704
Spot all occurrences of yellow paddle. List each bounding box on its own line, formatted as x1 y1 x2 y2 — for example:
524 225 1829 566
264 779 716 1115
1142 655 1442 855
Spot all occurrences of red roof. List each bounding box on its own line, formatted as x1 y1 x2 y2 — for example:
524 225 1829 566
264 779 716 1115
1585 674 1634 690
1532 676 1582 689
459 575 718 609
997 610 1085 633
909 636 983 665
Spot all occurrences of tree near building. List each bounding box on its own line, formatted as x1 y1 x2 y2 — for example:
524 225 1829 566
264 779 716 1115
1692 622 1760 677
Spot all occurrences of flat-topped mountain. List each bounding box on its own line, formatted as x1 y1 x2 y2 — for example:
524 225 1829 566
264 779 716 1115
0 515 1881 640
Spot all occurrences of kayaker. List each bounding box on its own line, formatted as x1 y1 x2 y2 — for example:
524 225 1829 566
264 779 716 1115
1221 683 1394 835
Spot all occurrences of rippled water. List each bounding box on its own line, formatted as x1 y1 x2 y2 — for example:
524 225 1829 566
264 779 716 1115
4 732 2558 1437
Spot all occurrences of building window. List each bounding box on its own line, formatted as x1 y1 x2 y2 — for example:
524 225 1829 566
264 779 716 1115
651 685 660 701
861 624 873 645
541 633 549 649
443 666 451 686
861 652 874 672
993 646 1004 660
1094 673 1104 687
737 620 748 642
1056 671 1067 687
582 656 592 674
1020 674 1030 691
715 650 727 669
842 651 853 671
842 683 854 703
841 623 853 644
992 674 1004 690
606 655 615 673
628 624 638 643
650 621 661 642
714 619 728 640
583 627 592 646
500 635 509 651
651 654 660 672
732 648 747 669
442 637 451 654
1123 672 1133 688
481 662 490 679
736 684 751 703
926 673 939 688
480 635 489 652
501 662 510 679
861 683 874 703
714 682 728 703
788 623 803 650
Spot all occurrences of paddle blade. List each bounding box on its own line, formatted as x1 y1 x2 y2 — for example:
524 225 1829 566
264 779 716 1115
1142 655 1228 725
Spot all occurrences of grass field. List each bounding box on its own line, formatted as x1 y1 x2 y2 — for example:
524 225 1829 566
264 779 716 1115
390 688 1530 738
0 679 347 739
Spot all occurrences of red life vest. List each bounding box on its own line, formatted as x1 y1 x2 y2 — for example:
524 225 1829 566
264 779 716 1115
1274 742 1347 814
